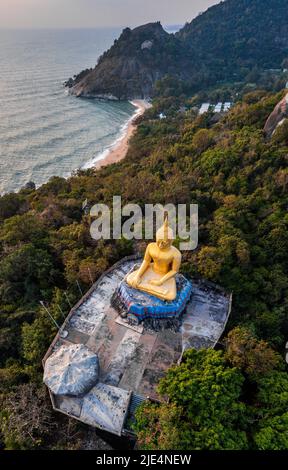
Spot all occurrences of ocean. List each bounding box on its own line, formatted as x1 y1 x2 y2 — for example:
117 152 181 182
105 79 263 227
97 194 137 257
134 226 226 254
0 28 136 195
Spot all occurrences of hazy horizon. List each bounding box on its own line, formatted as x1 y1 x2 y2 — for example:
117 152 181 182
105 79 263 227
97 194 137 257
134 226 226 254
0 0 219 30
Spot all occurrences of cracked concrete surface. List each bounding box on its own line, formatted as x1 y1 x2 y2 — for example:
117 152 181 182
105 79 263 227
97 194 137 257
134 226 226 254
44 257 231 436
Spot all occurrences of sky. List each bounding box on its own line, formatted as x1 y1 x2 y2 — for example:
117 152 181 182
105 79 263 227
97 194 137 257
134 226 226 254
0 0 219 29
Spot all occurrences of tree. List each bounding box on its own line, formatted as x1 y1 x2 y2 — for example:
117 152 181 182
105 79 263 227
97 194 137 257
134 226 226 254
135 349 248 450
0 244 58 304
252 371 288 450
192 129 214 154
0 383 109 450
225 327 282 378
21 315 56 380
256 371 288 414
0 384 56 449
197 246 222 279
254 413 288 450
0 193 23 222
0 213 46 246
0 362 27 393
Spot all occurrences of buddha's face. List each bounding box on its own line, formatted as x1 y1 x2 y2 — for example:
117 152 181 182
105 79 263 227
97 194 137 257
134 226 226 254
157 238 172 250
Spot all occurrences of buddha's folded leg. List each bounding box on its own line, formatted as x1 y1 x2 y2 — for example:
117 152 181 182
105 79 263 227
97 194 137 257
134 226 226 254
127 267 177 301
153 279 176 301
140 282 168 296
126 266 154 285
140 281 176 301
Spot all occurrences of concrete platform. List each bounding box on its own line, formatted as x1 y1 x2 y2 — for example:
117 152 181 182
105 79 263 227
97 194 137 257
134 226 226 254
43 256 231 436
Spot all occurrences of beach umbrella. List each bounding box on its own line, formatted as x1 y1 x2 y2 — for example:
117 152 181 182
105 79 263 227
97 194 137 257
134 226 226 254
44 343 99 397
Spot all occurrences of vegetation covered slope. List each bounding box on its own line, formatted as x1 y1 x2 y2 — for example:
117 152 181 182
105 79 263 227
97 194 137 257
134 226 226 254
178 0 288 72
70 0 288 99
0 89 288 449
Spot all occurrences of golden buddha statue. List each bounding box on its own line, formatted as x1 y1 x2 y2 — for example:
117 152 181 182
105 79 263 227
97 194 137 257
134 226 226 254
126 215 181 301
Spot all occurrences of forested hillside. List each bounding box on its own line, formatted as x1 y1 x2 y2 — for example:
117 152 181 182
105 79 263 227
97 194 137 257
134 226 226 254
178 0 288 71
69 0 288 99
0 89 288 449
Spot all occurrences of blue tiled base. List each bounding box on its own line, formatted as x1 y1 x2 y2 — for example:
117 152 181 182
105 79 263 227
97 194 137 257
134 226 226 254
115 274 192 322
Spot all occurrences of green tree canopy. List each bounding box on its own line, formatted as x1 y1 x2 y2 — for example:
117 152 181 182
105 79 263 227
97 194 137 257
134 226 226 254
135 349 248 450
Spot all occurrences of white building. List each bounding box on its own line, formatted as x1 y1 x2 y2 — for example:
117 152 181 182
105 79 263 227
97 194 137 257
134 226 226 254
214 102 223 113
223 102 232 111
199 103 210 115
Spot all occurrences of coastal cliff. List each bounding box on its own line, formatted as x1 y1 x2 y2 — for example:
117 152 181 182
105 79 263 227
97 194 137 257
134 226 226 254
68 0 288 100
69 22 184 100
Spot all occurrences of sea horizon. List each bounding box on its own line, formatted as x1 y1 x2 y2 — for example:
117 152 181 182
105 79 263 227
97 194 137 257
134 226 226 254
0 24 183 31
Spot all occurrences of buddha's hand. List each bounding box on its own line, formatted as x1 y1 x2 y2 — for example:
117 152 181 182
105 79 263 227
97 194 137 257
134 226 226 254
131 274 141 288
150 279 163 287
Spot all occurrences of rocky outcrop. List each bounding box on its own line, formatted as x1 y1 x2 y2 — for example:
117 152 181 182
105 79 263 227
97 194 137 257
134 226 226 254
264 93 288 137
69 22 185 100
65 68 92 89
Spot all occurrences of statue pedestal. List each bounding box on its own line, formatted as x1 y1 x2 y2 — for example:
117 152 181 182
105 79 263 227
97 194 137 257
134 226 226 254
112 272 192 325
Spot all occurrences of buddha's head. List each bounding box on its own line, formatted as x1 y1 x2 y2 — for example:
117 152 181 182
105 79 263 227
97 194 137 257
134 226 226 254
156 215 174 250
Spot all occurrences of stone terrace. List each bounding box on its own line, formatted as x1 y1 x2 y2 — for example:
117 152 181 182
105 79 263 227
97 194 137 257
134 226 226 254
43 256 231 436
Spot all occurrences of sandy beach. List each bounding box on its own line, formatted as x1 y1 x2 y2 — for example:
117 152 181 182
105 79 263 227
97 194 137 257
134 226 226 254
93 99 151 169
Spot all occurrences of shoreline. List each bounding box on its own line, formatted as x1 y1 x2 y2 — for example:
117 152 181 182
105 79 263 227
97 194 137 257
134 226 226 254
87 99 151 170
0 100 151 196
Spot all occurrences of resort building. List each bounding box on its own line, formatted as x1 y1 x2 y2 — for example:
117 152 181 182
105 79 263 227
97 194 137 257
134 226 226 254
199 103 210 114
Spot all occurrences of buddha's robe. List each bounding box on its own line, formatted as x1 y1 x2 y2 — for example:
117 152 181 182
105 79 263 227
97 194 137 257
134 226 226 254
126 242 181 301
